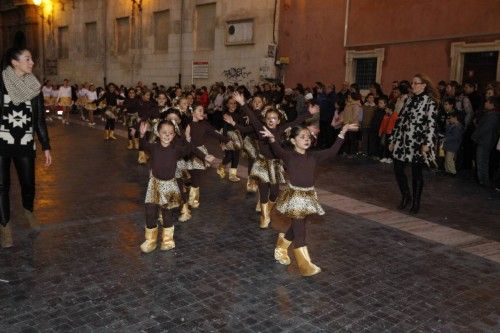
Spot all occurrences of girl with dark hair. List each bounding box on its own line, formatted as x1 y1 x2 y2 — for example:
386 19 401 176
122 88 141 149
259 123 358 276
390 74 439 214
185 105 230 210
230 92 318 229
137 120 215 253
95 82 125 141
0 45 52 248
217 96 245 182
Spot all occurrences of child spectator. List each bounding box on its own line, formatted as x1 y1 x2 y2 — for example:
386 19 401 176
443 112 464 175
378 104 398 163
341 92 362 156
368 96 388 159
361 93 377 156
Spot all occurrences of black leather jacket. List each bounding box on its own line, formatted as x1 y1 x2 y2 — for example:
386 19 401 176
0 79 51 151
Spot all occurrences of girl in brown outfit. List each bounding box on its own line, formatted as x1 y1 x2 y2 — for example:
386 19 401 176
260 123 358 276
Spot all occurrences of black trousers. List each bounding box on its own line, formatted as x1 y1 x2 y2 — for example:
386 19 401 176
0 155 35 226
318 121 334 148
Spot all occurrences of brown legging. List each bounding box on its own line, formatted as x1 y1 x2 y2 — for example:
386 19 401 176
284 219 307 248
145 203 173 229
258 182 279 203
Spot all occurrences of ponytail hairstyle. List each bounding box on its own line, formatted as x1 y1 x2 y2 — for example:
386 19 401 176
155 119 178 138
261 105 285 122
284 125 309 148
2 31 28 70
414 73 440 104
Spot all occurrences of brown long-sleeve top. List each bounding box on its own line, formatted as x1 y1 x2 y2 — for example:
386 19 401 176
141 136 206 180
138 100 159 121
190 120 229 147
241 104 311 159
269 137 344 187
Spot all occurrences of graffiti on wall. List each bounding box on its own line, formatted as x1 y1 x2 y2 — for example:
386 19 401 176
222 66 252 82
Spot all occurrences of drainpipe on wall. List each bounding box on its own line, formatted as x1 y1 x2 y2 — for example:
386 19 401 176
343 0 350 48
103 0 108 86
178 0 184 86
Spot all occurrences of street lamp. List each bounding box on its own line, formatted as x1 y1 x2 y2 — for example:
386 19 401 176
32 0 54 80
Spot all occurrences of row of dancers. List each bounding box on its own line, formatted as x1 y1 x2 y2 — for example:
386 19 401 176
135 91 358 277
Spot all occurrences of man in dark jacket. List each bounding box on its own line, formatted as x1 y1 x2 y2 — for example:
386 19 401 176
472 97 500 186
317 83 336 148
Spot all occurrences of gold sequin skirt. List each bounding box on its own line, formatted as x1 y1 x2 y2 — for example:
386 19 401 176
276 184 325 219
175 160 186 178
104 106 118 120
144 176 182 209
250 155 285 185
243 136 258 160
44 96 54 106
58 97 72 107
225 130 244 151
85 101 97 111
185 145 209 170
125 113 139 127
76 96 88 107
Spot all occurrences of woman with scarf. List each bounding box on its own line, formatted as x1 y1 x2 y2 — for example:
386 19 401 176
0 45 52 248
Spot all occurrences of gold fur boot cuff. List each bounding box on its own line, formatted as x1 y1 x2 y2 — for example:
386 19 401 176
274 233 292 265
216 165 226 179
0 224 13 248
140 227 158 253
188 187 200 208
259 202 271 229
228 168 240 182
160 226 175 251
293 246 321 277
178 203 192 222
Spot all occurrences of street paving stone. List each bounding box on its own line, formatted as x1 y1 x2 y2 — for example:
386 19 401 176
0 121 499 332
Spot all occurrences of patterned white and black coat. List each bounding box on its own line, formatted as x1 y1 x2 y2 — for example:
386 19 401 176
390 93 438 165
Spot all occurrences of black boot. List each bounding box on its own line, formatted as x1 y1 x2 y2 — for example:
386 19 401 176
398 192 412 210
409 180 423 215
395 163 411 210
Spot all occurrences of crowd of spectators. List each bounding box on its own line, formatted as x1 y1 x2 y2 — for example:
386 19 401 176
46 77 500 191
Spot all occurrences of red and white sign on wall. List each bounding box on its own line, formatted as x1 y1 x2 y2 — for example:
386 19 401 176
192 61 209 79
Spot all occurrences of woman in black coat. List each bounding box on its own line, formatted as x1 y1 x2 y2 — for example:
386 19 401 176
0 46 52 248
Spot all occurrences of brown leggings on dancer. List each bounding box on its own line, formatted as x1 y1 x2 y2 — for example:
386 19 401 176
284 219 307 248
176 178 188 203
258 182 279 203
145 204 173 228
190 169 204 188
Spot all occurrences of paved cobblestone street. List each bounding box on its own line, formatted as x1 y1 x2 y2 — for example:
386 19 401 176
1 120 499 332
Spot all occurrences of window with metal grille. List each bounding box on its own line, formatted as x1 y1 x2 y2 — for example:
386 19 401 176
355 58 377 89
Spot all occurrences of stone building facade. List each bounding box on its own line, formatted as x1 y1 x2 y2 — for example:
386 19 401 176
2 0 279 88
